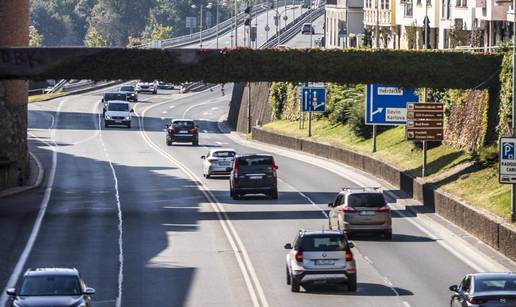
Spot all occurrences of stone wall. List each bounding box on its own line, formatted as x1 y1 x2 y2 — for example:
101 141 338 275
235 82 272 133
0 1 29 189
252 127 516 262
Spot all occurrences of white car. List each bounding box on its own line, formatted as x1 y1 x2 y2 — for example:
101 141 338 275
201 148 236 178
136 80 158 94
104 100 133 128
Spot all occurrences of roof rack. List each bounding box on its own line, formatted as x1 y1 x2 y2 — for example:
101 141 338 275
342 187 382 192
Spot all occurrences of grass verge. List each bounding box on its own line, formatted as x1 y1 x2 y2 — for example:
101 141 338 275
28 92 66 103
263 119 513 223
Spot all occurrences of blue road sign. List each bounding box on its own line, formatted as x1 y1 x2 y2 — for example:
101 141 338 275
301 87 326 112
365 84 419 125
500 137 516 184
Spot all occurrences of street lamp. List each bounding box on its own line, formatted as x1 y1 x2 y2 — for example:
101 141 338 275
192 2 213 48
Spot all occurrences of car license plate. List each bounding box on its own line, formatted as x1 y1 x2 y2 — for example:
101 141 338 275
359 211 375 216
249 175 262 179
219 162 230 166
178 131 188 134
115 120 122 123
316 259 335 265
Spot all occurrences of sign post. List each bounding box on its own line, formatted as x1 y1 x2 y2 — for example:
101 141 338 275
365 84 419 152
301 86 326 137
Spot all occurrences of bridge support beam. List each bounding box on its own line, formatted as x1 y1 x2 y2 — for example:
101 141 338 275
0 1 29 189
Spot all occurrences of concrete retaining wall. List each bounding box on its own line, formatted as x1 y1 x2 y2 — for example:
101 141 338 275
252 127 516 262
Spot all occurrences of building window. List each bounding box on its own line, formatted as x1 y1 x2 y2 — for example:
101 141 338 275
404 0 413 16
455 0 466 7
416 0 422 5
442 0 450 18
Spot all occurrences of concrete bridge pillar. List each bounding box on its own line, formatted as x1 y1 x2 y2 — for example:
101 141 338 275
0 1 29 189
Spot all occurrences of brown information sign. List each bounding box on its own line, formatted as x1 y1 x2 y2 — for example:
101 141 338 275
406 102 444 141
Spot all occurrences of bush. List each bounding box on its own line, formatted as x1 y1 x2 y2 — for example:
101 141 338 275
348 97 372 138
269 82 288 120
326 83 365 125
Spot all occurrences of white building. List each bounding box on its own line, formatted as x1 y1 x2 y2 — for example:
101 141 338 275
363 0 397 48
395 0 440 49
325 0 365 48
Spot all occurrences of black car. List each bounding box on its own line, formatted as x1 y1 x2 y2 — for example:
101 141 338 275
229 154 278 199
166 119 199 146
6 268 95 307
119 85 138 102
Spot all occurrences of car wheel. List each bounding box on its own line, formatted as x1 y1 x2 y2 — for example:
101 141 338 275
104 121 109 128
291 276 300 292
153 90 157 94
205 173 211 179
348 274 357 292
166 137 172 146
127 122 131 129
286 266 291 285
193 140 199 146
384 230 392 240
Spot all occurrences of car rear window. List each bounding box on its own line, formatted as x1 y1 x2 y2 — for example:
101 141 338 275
120 86 134 92
347 193 386 208
19 275 82 296
298 235 346 251
213 151 236 158
475 276 516 292
237 156 273 171
172 121 195 128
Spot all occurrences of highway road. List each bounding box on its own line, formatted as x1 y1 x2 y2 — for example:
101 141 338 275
1 10 515 307
1 81 515 307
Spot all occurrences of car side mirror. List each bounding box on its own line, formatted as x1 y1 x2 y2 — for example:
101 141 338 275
166 124 170 128
130 109 134 113
101 98 104 102
284 243 292 249
348 242 354 249
6 288 15 296
201 155 206 159
83 287 96 295
449 285 458 292
328 202 334 208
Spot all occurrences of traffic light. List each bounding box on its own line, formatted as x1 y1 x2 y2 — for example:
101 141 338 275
244 6 251 14
244 17 251 26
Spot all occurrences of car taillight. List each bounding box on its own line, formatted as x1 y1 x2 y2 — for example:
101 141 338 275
233 160 239 178
294 250 303 263
190 128 198 134
468 298 488 304
341 207 357 213
377 206 390 212
207 158 217 162
345 249 354 261
169 128 175 133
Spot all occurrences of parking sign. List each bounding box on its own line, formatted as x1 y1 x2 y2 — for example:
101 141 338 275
500 137 516 184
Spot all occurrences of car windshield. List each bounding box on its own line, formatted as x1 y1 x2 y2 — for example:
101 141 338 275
347 193 386 208
303 25 311 30
173 121 195 128
108 103 129 111
298 235 346 251
213 151 236 158
105 93 126 101
19 275 82 296
120 86 134 92
475 276 516 292
237 156 273 172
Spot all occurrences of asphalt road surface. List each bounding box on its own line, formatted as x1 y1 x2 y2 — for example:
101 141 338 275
1 82 515 307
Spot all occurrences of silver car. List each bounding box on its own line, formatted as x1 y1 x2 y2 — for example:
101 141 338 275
328 187 392 240
449 272 516 306
201 148 236 178
284 230 357 292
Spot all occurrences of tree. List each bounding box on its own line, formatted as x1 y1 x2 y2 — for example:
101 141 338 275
29 25 43 47
150 23 173 41
85 27 108 47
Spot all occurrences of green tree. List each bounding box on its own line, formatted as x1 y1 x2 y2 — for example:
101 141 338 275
29 25 43 47
85 27 108 47
150 23 173 41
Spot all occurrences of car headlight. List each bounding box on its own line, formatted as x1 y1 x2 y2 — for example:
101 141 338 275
125 116 130 120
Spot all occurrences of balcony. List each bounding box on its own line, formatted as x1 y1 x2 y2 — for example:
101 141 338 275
363 8 393 26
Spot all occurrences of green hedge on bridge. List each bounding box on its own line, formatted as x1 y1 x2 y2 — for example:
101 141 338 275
0 47 503 89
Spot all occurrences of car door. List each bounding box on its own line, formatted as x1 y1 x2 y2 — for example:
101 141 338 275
203 151 210 174
452 276 471 307
329 194 344 230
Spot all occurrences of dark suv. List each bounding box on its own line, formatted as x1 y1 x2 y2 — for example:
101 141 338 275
229 154 278 199
166 119 199 146
6 268 95 307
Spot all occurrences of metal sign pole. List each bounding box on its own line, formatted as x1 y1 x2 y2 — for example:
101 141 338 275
308 111 312 137
512 0 516 222
248 82 252 134
372 125 377 152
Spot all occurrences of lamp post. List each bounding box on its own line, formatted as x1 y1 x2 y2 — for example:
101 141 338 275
235 0 239 46
192 3 213 48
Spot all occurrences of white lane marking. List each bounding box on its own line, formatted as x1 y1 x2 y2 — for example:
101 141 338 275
169 106 175 109
0 98 63 306
97 111 125 307
162 111 167 114
277 178 328 219
203 130 208 133
211 107 220 111
181 96 227 118
136 101 268 307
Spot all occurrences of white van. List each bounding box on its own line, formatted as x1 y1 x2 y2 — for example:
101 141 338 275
104 100 133 128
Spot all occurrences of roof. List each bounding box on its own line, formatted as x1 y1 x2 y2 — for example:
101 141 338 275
299 229 342 236
210 148 236 153
25 268 78 277
472 272 516 279
341 187 382 194
106 100 129 104
235 153 273 158
171 118 194 122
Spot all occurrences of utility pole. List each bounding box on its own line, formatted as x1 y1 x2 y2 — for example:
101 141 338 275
235 0 239 46
276 0 280 46
375 0 380 48
216 0 220 49
422 0 430 177
200 5 203 48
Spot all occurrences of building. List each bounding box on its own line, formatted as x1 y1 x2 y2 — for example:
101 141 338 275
395 0 440 49
363 0 398 48
325 0 365 48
